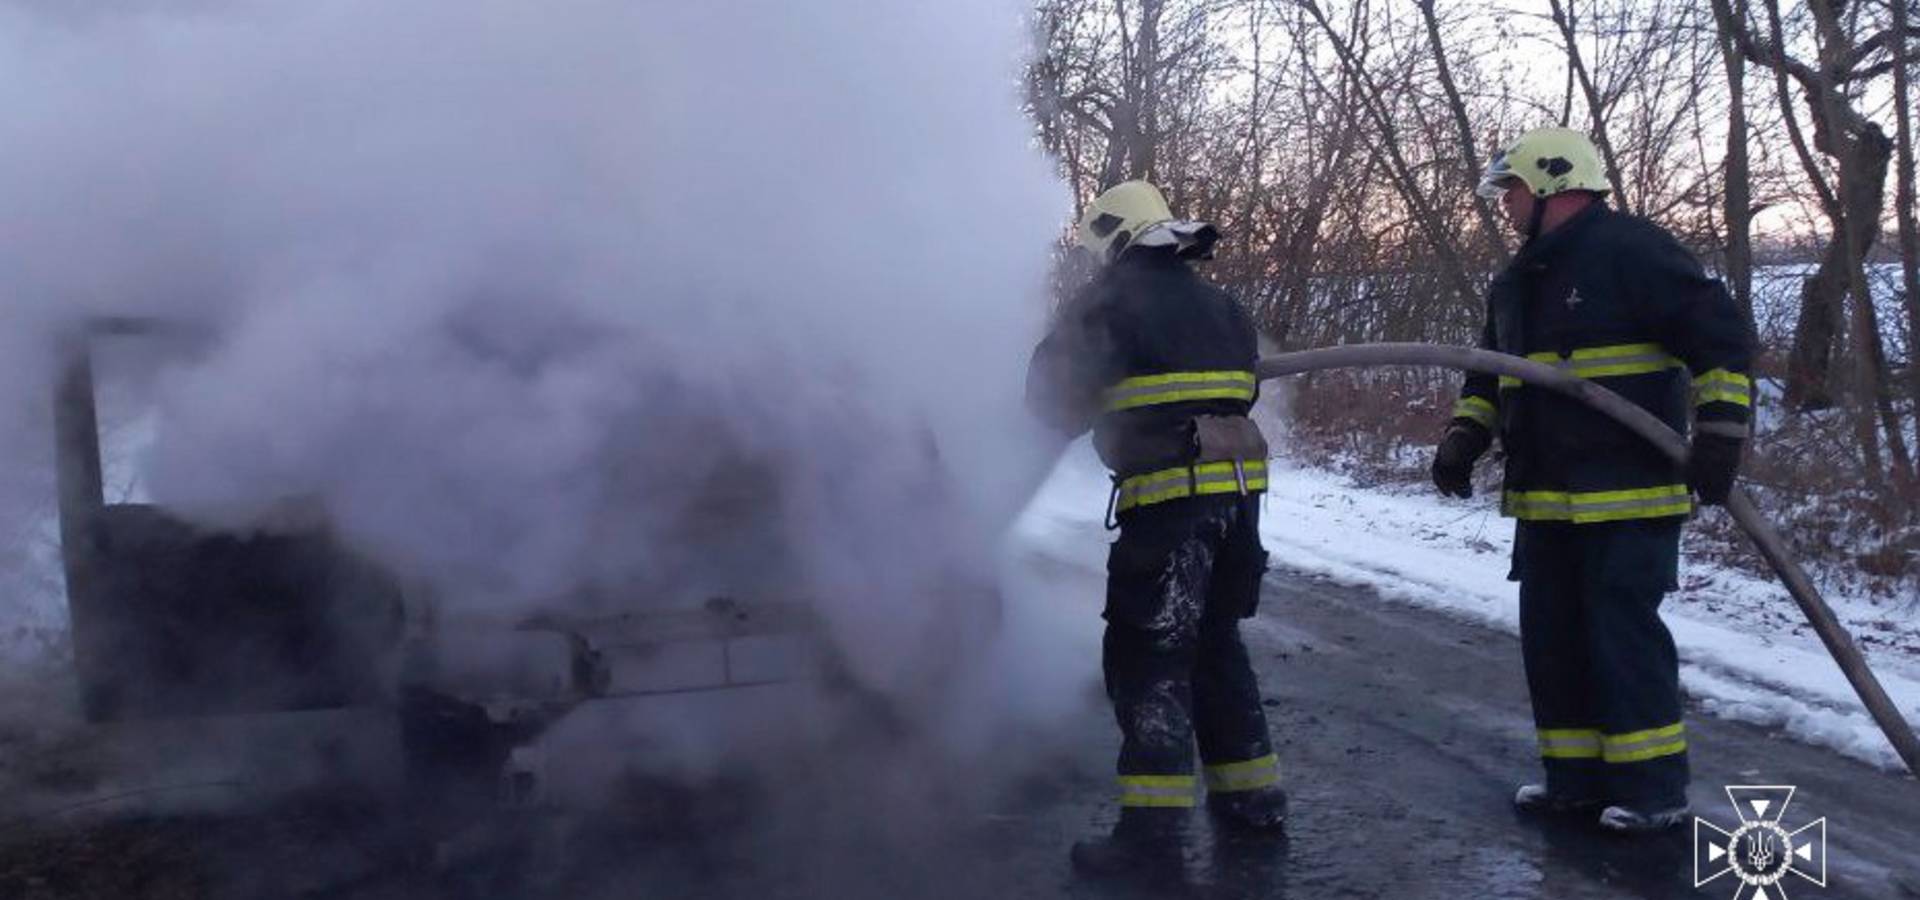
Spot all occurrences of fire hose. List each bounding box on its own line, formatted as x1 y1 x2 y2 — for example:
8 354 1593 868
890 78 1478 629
1255 342 1920 778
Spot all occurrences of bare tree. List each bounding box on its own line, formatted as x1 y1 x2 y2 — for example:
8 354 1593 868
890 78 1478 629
1721 0 1916 505
1546 0 1635 209
1295 0 1484 316
1415 0 1510 266
1889 0 1920 413
1713 0 1759 323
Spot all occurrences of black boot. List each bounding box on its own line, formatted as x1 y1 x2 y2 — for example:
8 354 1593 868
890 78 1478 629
1070 808 1187 883
1207 787 1288 832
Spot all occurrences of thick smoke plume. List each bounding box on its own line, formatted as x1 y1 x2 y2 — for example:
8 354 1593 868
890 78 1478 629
0 0 1092 756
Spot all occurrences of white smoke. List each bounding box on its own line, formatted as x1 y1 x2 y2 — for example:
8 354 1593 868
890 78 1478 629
0 0 1085 739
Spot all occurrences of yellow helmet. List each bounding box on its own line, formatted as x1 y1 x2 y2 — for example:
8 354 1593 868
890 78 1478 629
1076 180 1218 262
1476 127 1611 199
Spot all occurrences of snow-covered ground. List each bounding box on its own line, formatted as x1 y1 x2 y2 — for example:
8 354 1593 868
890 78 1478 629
1012 439 1920 773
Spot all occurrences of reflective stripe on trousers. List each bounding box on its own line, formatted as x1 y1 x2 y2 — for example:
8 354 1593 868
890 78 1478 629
1537 728 1602 759
1119 773 1197 807
1204 753 1280 793
1601 723 1687 763
1537 724 1686 764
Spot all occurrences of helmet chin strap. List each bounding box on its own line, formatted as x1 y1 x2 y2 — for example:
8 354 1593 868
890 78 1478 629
1524 195 1548 244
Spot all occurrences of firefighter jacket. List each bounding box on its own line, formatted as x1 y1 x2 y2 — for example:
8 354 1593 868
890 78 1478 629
1026 249 1267 515
1450 204 1756 523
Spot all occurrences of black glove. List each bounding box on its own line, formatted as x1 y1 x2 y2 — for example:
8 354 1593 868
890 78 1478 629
1686 432 1745 506
1431 421 1492 499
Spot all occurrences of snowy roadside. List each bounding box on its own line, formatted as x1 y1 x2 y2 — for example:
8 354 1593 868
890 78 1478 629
1010 439 1920 773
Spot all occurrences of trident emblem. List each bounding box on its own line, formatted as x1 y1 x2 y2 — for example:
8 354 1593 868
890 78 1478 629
1744 830 1776 871
1695 785 1828 899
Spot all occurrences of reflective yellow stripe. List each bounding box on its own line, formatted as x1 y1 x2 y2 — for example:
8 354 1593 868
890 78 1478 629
1501 485 1692 523
1602 723 1687 764
1538 343 1685 377
1116 460 1268 512
1497 343 1685 389
1537 728 1602 760
1204 754 1280 792
1453 396 1496 428
1105 370 1257 412
1119 774 1197 807
1692 368 1752 408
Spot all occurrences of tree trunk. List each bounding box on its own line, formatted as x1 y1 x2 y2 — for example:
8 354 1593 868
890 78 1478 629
1786 238 1846 410
1298 0 1485 317
1128 0 1163 180
1890 0 1920 420
1709 0 1756 325
1102 0 1165 185
1803 0 1915 501
1271 124 1360 346
1833 125 1916 501
1415 0 1509 267
1546 0 1634 212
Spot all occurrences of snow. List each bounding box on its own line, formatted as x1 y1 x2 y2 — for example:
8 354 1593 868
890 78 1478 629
1012 438 1920 772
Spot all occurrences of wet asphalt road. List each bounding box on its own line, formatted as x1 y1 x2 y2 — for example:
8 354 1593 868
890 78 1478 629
1226 570 1920 900
502 568 1920 899
7 568 1917 899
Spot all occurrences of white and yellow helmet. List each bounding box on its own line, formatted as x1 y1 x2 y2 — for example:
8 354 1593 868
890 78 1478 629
1476 127 1612 199
1077 180 1219 263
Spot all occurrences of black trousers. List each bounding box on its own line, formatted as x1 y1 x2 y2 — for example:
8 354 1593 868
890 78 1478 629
1514 518 1689 809
1103 495 1278 809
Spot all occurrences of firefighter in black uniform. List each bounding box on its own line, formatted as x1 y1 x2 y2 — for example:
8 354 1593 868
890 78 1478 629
1027 181 1287 880
1432 128 1755 832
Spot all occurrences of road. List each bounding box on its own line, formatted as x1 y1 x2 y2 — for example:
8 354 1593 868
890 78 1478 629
3 568 1916 899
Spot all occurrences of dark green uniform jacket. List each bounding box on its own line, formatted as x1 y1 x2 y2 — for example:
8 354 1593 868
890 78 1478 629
1452 204 1756 523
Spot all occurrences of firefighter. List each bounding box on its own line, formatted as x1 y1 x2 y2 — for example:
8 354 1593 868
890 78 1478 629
1432 127 1755 832
1026 181 1287 879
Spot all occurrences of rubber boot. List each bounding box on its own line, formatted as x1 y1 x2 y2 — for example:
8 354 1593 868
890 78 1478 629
1513 783 1605 817
1069 807 1187 884
1206 787 1288 832
1598 802 1692 834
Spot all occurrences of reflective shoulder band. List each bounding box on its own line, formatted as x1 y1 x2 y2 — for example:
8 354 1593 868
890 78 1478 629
1104 370 1257 412
1692 368 1753 408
